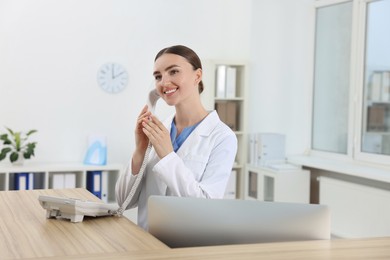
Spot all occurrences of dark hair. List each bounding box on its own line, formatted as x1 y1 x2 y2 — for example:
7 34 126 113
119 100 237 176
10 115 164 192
154 45 204 93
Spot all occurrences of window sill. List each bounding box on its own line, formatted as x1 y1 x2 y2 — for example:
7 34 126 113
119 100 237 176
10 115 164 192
287 155 390 184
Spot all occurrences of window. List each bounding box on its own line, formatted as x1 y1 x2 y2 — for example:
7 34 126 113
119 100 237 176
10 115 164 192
360 0 390 157
312 0 390 166
312 1 353 154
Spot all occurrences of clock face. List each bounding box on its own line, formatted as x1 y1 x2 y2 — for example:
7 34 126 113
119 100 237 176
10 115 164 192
97 63 128 94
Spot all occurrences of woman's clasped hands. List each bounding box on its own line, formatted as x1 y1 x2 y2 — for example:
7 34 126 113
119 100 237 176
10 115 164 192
136 105 173 159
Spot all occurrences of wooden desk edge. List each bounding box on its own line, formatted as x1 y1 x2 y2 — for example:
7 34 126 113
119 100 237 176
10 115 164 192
29 237 390 260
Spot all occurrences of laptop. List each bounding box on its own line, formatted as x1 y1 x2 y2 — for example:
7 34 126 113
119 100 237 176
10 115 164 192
148 196 330 247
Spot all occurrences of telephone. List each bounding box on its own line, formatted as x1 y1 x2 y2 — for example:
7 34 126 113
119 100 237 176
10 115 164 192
38 89 160 222
115 89 160 215
147 89 160 113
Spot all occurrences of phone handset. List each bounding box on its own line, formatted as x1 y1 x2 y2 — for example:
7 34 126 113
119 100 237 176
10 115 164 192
115 89 160 216
147 89 160 113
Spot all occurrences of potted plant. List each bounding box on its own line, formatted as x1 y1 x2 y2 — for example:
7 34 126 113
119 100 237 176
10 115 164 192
0 127 38 164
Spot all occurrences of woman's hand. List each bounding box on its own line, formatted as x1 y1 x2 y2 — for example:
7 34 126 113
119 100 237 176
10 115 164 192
135 105 151 151
132 105 151 174
141 114 173 159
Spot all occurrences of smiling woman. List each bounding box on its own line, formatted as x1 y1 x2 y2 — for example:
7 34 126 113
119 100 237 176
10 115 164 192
115 45 238 231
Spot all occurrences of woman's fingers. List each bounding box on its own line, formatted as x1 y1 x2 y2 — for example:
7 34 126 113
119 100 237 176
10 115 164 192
141 115 173 158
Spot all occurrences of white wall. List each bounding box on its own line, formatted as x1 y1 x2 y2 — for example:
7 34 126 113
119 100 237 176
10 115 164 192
0 0 313 166
0 0 252 165
248 0 314 155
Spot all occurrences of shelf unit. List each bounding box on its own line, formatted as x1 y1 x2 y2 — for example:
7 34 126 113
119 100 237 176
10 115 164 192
244 164 310 203
202 60 248 199
0 163 123 203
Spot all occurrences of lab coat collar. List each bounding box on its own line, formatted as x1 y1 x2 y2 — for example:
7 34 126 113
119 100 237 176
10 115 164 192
163 110 220 156
163 110 219 137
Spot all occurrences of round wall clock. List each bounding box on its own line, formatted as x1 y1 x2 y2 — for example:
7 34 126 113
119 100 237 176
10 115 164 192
97 62 128 94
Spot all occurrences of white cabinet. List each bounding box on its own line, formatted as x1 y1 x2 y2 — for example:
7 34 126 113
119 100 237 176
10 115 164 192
0 163 122 203
244 164 310 203
202 60 248 199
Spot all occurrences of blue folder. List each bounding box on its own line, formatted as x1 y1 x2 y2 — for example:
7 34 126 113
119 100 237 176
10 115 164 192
86 171 102 198
14 173 32 190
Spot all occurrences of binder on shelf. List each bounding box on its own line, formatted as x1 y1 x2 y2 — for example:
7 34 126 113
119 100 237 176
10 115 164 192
215 101 237 131
248 133 258 165
215 65 227 98
14 173 33 190
225 66 237 98
248 133 286 166
101 171 109 203
28 173 34 190
256 133 286 165
51 173 64 189
64 173 76 189
50 173 76 189
215 65 237 98
87 171 102 199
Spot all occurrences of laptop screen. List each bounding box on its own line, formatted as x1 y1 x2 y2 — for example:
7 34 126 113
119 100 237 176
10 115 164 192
148 196 330 248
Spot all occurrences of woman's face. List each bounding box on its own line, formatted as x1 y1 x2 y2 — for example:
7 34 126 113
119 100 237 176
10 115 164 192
153 53 201 107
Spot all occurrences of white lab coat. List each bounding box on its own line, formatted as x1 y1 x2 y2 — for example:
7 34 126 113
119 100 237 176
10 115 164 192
115 110 237 230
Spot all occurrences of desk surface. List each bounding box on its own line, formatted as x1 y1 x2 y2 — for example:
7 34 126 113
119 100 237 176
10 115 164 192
0 188 168 259
1 189 390 260
34 237 390 260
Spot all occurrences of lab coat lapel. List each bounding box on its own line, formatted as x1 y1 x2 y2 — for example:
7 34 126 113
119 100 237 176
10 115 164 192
176 111 219 158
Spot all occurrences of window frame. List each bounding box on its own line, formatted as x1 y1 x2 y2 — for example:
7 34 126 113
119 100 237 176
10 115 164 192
310 0 390 166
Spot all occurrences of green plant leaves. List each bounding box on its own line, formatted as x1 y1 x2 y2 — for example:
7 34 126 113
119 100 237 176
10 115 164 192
5 127 14 135
0 127 38 163
24 142 36 159
14 132 21 151
0 134 11 145
26 130 38 136
0 147 11 160
10 151 19 163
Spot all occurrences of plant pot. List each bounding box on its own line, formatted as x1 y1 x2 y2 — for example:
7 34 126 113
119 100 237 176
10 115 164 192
12 153 24 166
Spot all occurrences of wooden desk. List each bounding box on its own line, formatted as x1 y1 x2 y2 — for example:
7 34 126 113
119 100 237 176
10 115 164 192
37 237 390 259
1 189 390 260
0 188 168 259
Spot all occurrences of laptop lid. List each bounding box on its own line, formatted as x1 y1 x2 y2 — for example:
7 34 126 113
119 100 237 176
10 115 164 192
148 196 330 248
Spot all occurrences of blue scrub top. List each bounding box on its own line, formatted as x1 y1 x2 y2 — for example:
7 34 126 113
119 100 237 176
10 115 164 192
170 120 201 152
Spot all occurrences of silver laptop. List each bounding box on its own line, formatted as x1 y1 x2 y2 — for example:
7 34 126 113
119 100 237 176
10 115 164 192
148 196 330 247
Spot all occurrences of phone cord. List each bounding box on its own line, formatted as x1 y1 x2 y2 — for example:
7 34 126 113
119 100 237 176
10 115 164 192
113 142 152 216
